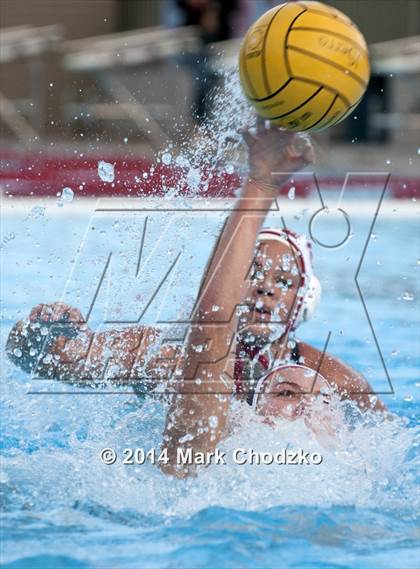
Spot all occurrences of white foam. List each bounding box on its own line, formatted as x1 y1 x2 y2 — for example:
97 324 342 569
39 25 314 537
1 377 417 519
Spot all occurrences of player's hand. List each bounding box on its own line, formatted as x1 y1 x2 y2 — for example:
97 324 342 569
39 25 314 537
29 302 85 324
242 116 315 188
6 303 87 373
28 302 87 338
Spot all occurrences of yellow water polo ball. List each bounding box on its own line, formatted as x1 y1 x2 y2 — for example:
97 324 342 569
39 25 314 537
239 1 370 132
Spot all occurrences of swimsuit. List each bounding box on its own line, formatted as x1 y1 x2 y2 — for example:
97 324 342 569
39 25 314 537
234 339 301 406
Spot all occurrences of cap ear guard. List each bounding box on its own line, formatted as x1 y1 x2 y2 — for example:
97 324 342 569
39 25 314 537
301 275 321 323
289 275 322 330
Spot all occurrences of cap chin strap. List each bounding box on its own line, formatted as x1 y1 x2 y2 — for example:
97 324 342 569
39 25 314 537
257 228 321 333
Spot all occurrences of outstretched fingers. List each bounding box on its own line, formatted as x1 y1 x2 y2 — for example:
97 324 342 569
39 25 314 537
286 134 315 165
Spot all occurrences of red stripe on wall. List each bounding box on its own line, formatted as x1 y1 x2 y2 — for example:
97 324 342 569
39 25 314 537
0 150 418 199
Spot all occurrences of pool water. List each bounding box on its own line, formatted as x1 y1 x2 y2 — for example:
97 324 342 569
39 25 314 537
1 197 419 569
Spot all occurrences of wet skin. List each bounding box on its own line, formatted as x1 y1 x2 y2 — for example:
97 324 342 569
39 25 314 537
255 365 332 420
238 239 304 343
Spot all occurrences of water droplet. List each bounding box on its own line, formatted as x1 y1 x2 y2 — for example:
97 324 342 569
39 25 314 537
13 348 22 358
123 137 128 144
98 160 115 183
211 304 220 312
236 306 249 316
187 168 201 192
391 350 400 356
29 205 46 219
175 154 189 167
225 163 234 174
385 159 391 165
288 186 296 200
29 348 37 357
56 198 64 207
209 415 218 429
403 395 413 402
162 152 172 165
62 187 74 202
179 433 194 443
402 292 415 301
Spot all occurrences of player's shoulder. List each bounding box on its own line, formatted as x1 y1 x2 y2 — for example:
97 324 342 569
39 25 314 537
296 340 322 364
297 341 350 375
296 339 359 387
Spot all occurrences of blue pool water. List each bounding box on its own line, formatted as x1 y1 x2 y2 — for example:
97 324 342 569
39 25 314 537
1 196 419 569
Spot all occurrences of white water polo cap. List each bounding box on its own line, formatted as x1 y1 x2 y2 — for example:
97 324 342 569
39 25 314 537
257 228 321 331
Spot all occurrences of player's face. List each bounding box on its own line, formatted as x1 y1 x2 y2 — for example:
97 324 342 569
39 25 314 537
255 366 334 423
238 240 303 342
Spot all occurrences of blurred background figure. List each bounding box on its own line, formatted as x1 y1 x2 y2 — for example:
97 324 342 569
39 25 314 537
175 0 240 123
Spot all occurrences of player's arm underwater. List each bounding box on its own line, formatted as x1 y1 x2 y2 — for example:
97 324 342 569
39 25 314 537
160 121 315 478
297 341 387 413
6 302 181 392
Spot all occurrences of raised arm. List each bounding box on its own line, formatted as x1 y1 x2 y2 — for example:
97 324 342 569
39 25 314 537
161 122 314 477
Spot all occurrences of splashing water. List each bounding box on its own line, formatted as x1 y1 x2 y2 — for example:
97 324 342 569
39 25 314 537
98 160 115 183
1 386 417 515
182 69 252 194
139 67 253 198
62 187 74 202
1 372 418 569
161 152 172 165
28 205 46 219
402 292 415 301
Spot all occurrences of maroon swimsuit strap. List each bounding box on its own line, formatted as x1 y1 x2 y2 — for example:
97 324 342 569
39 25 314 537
234 340 301 401
234 341 269 394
